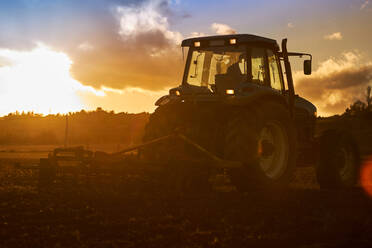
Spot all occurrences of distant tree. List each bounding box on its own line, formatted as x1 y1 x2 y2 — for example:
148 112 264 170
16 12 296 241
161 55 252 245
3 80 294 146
343 85 372 116
367 85 371 110
345 100 366 116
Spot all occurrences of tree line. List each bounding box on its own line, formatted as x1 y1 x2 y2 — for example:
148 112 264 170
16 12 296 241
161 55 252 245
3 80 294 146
0 108 149 146
343 86 372 118
1 86 371 146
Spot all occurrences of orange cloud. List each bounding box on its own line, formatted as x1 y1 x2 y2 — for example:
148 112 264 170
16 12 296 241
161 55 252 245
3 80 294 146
68 0 184 91
294 52 372 116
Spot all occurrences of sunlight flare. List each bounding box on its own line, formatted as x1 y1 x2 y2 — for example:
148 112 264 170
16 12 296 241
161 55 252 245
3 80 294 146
0 44 102 115
361 156 372 198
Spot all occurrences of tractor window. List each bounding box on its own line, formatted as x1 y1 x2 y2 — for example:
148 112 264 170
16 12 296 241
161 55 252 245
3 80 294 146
185 46 247 89
251 48 268 85
187 51 206 86
267 50 283 91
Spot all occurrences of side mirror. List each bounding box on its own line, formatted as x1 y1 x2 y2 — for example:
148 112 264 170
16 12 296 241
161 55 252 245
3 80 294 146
304 60 312 75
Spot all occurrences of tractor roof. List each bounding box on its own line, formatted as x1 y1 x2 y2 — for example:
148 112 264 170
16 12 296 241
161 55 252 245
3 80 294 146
181 34 279 49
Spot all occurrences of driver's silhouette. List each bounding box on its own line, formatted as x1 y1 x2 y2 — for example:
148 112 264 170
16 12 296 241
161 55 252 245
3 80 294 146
225 54 246 81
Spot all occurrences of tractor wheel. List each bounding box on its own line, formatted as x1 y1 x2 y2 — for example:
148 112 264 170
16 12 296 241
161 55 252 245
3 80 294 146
224 102 297 191
140 103 214 193
316 130 360 190
141 103 221 160
141 103 191 160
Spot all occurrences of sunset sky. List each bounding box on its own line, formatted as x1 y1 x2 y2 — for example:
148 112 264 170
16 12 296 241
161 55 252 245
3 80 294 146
0 0 371 116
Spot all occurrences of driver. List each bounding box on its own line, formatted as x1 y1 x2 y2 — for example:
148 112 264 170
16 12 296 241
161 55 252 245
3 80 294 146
225 54 246 81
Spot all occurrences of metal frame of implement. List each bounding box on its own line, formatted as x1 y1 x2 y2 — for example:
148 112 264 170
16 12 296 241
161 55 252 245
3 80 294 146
35 132 243 185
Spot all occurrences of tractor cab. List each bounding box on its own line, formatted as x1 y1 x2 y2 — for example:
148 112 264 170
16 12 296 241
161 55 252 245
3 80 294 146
158 34 316 127
166 34 312 103
181 34 283 95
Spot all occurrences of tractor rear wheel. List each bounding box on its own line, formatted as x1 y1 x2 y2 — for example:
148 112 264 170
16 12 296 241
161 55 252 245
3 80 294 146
141 103 214 194
316 130 360 190
224 102 297 191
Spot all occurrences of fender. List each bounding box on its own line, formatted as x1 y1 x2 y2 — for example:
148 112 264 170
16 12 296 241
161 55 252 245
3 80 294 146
155 95 181 106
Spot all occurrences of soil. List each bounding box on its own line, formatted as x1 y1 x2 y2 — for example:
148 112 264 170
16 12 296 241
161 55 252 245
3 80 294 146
0 157 372 248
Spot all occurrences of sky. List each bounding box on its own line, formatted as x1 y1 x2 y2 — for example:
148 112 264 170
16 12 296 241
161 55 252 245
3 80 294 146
0 0 371 116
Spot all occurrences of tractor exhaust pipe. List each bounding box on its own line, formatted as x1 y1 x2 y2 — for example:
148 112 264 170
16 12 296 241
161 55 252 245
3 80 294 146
281 38 295 116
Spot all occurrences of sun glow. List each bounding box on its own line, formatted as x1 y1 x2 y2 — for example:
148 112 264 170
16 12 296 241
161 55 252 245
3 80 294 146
0 44 101 116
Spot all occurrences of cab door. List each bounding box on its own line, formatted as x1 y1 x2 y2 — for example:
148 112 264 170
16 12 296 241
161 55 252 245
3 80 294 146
266 49 285 92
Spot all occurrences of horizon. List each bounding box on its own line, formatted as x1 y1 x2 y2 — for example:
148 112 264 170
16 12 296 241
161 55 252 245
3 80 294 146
0 107 150 118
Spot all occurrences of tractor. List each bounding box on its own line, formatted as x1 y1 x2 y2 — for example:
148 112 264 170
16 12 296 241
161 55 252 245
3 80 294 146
142 34 360 191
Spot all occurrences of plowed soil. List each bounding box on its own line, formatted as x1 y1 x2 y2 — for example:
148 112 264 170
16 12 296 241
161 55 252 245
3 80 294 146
0 157 371 248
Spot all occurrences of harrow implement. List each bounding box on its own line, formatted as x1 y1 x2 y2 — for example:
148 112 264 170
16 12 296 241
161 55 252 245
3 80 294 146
36 132 242 190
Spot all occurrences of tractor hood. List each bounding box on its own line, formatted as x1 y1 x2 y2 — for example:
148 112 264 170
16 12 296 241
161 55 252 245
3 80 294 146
295 96 317 117
155 84 212 106
169 84 211 96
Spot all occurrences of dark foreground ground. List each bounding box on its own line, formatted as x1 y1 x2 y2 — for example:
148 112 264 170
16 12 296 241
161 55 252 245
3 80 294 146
0 157 372 248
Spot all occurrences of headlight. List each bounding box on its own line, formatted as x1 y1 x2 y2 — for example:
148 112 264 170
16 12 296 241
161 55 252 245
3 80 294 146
226 89 235 95
229 38 237 45
175 90 181 96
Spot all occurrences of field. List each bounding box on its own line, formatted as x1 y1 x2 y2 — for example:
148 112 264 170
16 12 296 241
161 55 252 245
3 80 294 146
0 148 372 248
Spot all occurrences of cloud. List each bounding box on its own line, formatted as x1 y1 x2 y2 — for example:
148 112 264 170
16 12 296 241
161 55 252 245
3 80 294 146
0 56 14 67
189 22 236 38
324 32 343 40
361 0 369 10
117 0 183 45
294 52 372 116
0 42 166 115
69 0 184 91
0 0 185 92
287 22 294 28
211 23 237 35
188 32 206 38
78 42 94 51
78 87 167 114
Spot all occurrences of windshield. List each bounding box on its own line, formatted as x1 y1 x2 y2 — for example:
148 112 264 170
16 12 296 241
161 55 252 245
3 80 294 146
184 46 247 89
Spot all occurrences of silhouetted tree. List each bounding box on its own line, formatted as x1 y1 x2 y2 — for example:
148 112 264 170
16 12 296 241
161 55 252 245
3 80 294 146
345 100 366 116
343 85 372 117
0 109 149 145
367 85 371 110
